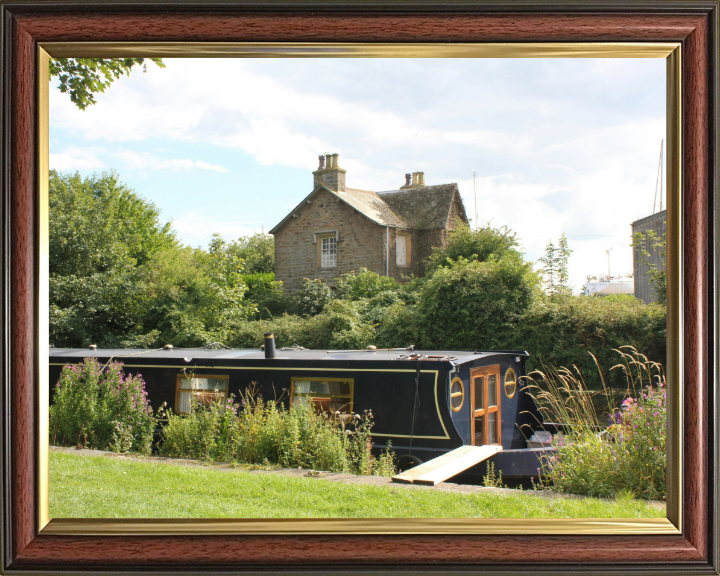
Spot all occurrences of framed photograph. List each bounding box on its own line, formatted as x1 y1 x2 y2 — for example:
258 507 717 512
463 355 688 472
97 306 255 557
1 1 718 573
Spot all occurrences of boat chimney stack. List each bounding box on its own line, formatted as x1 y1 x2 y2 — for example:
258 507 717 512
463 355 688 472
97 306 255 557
264 332 276 359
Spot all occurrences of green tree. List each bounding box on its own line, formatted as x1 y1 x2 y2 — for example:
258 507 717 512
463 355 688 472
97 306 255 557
556 233 573 295
425 221 522 274
416 254 540 350
49 170 177 347
227 233 275 274
539 233 573 296
539 240 558 295
50 58 164 110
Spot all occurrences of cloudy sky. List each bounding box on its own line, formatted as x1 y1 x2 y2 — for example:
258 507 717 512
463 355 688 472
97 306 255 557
49 58 666 293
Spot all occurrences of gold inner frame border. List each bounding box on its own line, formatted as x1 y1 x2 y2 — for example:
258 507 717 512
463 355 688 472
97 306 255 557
38 41 682 537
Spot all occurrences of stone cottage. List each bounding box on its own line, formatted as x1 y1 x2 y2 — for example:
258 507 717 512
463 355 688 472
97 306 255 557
269 153 469 292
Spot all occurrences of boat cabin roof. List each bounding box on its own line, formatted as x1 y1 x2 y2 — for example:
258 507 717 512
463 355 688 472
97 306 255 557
49 347 528 366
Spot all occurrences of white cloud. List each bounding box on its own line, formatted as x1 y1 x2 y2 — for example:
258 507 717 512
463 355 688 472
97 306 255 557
49 146 106 171
49 58 665 294
113 151 228 173
172 211 261 248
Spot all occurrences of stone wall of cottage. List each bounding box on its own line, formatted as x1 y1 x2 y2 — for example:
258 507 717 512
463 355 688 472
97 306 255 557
274 189 388 292
274 189 468 292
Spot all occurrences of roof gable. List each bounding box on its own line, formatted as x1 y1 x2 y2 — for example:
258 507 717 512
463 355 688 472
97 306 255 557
270 182 468 234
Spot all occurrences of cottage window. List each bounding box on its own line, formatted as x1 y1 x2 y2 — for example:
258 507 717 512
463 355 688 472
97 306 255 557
175 374 229 415
291 377 353 414
396 233 411 266
317 234 337 268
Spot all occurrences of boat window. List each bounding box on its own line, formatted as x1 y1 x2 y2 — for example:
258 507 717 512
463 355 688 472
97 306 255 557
488 374 498 407
450 377 464 411
474 376 484 409
504 368 517 398
175 374 229 415
291 377 353 414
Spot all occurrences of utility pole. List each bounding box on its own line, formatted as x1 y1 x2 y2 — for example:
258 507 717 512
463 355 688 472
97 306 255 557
605 248 612 279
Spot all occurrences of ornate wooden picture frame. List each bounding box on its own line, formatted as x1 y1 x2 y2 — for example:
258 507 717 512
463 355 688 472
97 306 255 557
1 1 718 573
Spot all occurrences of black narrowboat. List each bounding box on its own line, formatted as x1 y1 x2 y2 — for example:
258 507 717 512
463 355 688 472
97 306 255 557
49 339 551 480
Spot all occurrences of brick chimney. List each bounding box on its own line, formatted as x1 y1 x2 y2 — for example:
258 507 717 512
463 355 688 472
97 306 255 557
313 152 346 192
400 171 425 189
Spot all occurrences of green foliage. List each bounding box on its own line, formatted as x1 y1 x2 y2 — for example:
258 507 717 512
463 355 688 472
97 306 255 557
50 358 154 454
241 272 290 319
631 228 667 304
425 222 522 274
510 295 666 389
227 233 275 274
416 255 540 349
335 268 402 300
161 387 396 476
227 300 375 351
294 278 335 317
527 348 666 499
49 170 177 347
482 462 506 489
49 171 259 348
539 233 573 296
50 58 165 110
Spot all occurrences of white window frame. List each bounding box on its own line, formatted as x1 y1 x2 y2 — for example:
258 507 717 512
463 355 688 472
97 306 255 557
316 232 338 268
396 232 411 267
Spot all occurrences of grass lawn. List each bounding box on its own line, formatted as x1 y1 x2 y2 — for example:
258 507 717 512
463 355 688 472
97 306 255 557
50 451 665 519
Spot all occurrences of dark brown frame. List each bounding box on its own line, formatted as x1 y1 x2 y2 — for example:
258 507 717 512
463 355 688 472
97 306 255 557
1 1 718 574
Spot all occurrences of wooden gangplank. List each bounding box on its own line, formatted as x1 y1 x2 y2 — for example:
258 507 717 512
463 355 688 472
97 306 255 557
392 445 503 486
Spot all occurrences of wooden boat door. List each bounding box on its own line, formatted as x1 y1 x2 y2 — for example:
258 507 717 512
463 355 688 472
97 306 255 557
470 365 501 446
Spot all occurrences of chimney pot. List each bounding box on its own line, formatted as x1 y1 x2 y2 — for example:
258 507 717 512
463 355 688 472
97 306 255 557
404 173 411 186
313 151 346 191
417 172 425 186
318 155 325 170
412 172 419 186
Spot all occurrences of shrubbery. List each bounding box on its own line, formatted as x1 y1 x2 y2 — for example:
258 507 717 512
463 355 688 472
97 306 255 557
528 348 666 499
161 387 396 476
50 358 154 454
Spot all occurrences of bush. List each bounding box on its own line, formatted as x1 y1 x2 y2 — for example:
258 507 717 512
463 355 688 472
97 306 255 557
527 348 666 499
294 278 335 317
227 300 375 351
50 358 154 454
241 272 290 319
161 387 396 476
425 222 522 274
511 295 666 389
416 255 539 349
335 268 402 301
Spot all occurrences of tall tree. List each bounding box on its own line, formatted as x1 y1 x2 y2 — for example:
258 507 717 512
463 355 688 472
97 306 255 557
556 233 573 295
539 240 557 294
50 58 164 110
539 234 573 296
49 170 177 347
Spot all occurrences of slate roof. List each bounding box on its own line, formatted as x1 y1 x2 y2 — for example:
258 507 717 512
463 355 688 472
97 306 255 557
270 182 467 234
378 184 465 229
336 187 407 227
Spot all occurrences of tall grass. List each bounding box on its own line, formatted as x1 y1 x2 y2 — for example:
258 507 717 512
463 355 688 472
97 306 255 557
161 386 396 477
524 347 666 500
